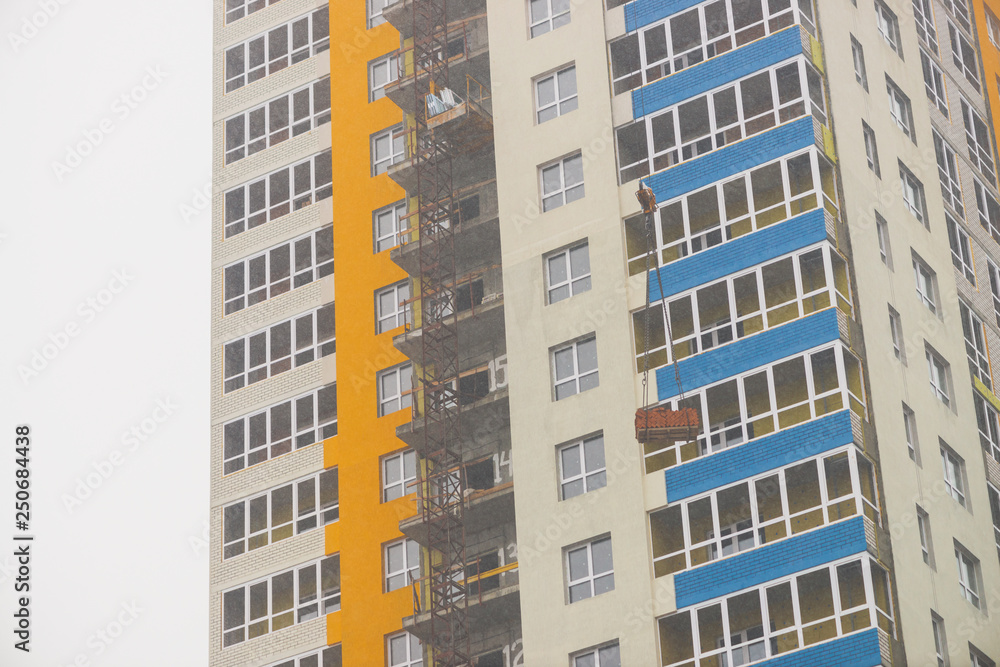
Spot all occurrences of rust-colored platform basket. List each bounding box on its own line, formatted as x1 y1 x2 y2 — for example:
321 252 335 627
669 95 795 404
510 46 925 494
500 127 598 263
635 407 700 444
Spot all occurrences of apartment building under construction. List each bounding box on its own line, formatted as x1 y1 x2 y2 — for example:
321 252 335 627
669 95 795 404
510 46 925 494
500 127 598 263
211 0 1000 665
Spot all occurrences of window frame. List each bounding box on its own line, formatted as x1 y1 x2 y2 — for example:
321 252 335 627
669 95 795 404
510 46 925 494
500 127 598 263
384 538 420 592
623 148 838 274
851 36 868 90
615 58 826 183
535 64 578 124
916 506 933 566
371 125 405 176
931 613 948 667
934 131 964 216
900 164 927 224
643 343 866 473
947 216 975 284
376 281 412 334
926 350 951 406
374 201 409 253
369 52 399 101
941 445 966 506
552 336 599 401
949 21 980 91
546 241 592 304
262 645 342 667
921 50 949 116
378 363 414 416
649 446 880 578
913 258 937 313
386 632 423 667
382 449 417 502
959 301 991 389
367 0 398 29
559 433 608 500
607 0 817 95
528 0 571 38
863 122 881 177
955 545 980 607
655 556 894 666
913 0 938 53
974 179 1000 242
225 0 282 25
886 78 915 140
540 152 585 211
961 97 995 181
903 404 919 462
876 213 891 268
633 243 852 368
888 306 903 362
572 642 621 667
566 536 615 603
875 1 901 54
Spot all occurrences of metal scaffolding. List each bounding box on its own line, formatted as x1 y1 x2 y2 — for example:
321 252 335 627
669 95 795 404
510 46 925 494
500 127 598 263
411 0 471 664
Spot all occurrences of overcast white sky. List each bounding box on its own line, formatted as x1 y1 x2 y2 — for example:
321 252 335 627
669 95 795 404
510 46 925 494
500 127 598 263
0 0 211 664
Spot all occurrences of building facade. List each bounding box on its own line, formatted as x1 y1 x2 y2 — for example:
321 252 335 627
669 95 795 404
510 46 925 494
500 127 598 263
210 0 1000 665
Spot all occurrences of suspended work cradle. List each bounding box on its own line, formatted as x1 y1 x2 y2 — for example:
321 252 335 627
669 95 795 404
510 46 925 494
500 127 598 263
634 182 700 444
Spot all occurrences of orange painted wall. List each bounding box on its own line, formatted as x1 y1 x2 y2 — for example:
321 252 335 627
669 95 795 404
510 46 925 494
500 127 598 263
325 5 418 662
976 0 1000 192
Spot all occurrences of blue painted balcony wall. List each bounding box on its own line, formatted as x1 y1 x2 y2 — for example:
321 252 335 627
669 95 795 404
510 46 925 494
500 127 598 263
674 515 868 607
655 307 841 401
663 409 855 502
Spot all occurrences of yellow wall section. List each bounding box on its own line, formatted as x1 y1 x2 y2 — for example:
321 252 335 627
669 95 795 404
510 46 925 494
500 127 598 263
977 0 1000 179
326 6 417 662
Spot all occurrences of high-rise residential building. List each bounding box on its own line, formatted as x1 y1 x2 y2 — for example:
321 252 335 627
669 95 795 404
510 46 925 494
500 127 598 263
210 0 1000 665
